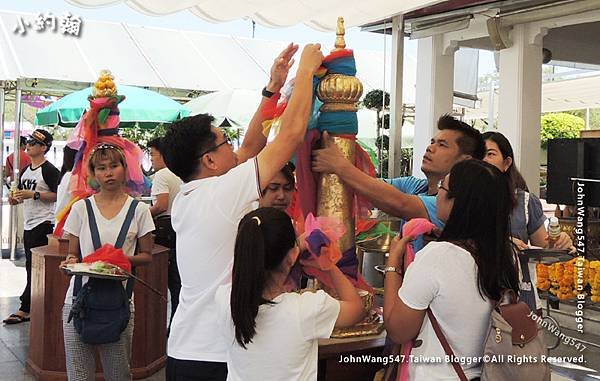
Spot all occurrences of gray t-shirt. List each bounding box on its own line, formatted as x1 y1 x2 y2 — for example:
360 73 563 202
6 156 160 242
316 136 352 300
511 189 546 312
510 190 546 243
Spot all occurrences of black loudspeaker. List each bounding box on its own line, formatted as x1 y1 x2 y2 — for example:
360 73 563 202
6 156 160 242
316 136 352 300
547 138 600 206
583 139 600 206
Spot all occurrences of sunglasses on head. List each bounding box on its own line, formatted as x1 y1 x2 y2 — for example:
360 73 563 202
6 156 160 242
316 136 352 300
90 143 120 154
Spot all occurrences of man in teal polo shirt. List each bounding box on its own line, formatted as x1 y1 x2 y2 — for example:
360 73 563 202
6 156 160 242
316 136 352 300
312 115 485 249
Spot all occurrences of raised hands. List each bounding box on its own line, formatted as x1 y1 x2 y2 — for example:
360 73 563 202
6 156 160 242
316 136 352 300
267 43 299 93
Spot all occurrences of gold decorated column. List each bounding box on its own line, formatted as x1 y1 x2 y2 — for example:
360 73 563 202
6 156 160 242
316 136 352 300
316 17 363 254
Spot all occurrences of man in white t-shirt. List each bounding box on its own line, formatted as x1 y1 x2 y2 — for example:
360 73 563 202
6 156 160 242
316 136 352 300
160 43 323 381
148 137 183 329
3 129 59 325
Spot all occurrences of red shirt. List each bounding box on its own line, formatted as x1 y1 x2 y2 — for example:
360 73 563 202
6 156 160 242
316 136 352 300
5 150 32 180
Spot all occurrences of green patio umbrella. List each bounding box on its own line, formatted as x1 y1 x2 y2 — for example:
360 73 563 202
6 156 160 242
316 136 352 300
35 85 189 128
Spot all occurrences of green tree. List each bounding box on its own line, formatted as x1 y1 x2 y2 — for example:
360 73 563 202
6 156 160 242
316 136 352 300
540 113 584 149
363 90 390 176
120 123 168 149
563 108 600 130
362 89 390 115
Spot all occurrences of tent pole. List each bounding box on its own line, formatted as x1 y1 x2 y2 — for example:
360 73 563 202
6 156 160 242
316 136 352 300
488 81 495 130
0 87 5 255
10 83 22 261
586 108 590 130
389 15 404 178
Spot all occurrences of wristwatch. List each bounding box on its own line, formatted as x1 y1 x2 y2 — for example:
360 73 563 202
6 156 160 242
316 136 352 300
261 86 276 98
383 266 402 275
33 191 41 200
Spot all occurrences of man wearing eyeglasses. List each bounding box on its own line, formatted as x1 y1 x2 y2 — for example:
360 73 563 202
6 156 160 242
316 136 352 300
3 129 59 325
161 43 324 380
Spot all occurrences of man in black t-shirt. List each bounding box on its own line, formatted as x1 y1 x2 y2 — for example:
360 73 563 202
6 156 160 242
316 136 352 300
3 129 59 325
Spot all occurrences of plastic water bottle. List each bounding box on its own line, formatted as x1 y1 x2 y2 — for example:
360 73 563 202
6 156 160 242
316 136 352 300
547 217 561 249
10 180 17 199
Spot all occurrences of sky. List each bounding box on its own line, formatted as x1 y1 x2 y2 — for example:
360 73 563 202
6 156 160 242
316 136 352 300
0 0 497 76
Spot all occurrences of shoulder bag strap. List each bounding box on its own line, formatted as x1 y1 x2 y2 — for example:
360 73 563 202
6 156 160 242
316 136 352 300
426 309 469 381
523 191 530 227
117 199 139 298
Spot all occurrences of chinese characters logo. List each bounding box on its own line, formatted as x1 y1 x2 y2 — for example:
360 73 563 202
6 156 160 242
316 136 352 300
14 12 82 37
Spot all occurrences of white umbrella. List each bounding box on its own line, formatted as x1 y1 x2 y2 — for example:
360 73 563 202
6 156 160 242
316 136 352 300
184 89 262 128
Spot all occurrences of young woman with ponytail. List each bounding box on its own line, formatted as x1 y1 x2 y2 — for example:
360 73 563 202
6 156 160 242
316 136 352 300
215 207 364 380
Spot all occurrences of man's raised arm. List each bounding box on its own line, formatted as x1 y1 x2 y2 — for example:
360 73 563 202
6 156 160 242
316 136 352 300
257 44 323 190
237 43 299 163
312 132 429 220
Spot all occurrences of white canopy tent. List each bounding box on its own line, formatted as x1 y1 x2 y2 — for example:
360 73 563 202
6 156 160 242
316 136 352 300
66 0 443 31
465 74 600 121
0 10 407 94
185 89 415 145
185 89 263 127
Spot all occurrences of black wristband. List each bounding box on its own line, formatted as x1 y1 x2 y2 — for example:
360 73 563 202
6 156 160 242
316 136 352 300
33 191 41 200
262 86 276 98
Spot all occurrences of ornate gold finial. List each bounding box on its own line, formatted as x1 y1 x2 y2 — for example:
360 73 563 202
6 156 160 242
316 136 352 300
317 16 362 112
334 17 346 51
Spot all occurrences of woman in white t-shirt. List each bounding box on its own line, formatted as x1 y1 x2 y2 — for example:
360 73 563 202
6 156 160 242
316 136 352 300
215 207 364 381
383 159 521 381
59 144 155 381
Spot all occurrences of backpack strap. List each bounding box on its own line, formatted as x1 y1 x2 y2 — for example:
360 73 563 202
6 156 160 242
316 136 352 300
73 198 140 298
119 199 139 298
115 199 139 249
426 309 469 381
74 198 100 298
84 198 102 251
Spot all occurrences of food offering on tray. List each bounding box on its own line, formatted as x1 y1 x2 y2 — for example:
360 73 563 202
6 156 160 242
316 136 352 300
63 261 129 280
537 259 600 302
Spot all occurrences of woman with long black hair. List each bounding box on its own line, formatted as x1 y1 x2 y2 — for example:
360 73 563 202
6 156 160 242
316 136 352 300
482 131 573 312
482 131 572 250
55 145 78 219
384 159 520 380
215 207 364 380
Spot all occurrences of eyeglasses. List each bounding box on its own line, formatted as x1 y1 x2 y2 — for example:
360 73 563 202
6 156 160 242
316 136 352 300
199 135 232 157
26 139 44 146
437 179 449 193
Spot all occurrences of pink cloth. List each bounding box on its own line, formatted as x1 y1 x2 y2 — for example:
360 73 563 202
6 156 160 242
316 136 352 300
398 218 436 381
